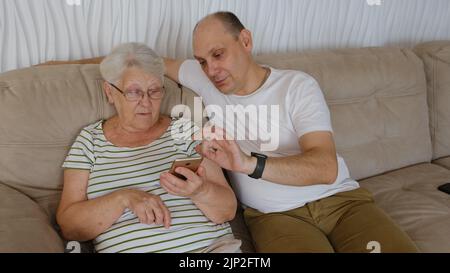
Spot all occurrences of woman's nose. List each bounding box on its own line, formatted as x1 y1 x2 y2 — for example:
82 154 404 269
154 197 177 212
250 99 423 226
139 92 152 106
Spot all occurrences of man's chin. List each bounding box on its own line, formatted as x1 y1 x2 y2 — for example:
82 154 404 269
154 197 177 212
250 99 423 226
215 84 235 95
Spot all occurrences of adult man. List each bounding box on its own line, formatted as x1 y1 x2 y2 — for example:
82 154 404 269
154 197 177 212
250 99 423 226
164 11 418 252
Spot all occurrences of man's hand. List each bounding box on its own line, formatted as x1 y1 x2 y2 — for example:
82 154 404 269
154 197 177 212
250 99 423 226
194 126 257 175
160 165 208 198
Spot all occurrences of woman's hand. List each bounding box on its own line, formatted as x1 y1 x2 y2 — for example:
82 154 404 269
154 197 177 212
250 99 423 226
159 166 208 199
120 189 171 228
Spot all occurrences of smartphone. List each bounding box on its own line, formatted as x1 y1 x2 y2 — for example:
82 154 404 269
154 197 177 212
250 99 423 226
438 183 450 195
169 157 203 180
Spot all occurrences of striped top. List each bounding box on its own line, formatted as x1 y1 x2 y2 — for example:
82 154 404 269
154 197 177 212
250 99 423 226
62 118 233 253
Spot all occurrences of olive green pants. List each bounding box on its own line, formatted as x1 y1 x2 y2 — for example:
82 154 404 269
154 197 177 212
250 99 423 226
243 188 418 253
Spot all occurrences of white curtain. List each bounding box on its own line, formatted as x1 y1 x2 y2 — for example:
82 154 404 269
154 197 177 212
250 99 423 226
0 0 449 72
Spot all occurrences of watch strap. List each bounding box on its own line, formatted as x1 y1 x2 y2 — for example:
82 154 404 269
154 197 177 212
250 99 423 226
248 152 267 179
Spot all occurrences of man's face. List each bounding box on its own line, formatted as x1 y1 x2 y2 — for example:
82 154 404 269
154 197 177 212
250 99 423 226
193 19 251 95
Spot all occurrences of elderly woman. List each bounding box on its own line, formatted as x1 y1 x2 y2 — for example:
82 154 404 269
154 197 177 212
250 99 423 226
56 43 239 253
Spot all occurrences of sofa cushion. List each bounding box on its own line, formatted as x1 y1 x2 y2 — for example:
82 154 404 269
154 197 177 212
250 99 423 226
254 48 432 180
359 163 450 253
229 207 255 253
0 64 188 218
0 182 64 252
433 157 450 170
414 41 450 160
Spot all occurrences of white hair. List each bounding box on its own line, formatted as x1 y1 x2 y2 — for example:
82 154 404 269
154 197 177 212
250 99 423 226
99 42 165 85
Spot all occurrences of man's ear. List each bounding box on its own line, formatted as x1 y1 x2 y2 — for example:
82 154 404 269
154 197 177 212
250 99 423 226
103 81 114 104
239 29 253 53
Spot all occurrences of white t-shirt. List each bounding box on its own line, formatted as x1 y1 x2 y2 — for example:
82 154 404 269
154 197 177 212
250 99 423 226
179 59 359 213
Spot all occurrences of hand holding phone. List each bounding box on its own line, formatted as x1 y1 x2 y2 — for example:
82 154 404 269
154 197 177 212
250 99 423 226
169 157 203 180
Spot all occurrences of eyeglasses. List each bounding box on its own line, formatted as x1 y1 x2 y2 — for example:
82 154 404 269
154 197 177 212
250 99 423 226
108 82 165 101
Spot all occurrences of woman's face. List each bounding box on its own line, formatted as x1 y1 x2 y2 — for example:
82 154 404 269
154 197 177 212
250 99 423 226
105 67 164 131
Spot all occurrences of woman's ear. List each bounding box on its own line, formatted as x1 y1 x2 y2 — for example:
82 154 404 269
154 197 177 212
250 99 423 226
103 81 114 104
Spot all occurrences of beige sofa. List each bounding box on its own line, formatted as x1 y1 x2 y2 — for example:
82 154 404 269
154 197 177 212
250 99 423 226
1 41 449 253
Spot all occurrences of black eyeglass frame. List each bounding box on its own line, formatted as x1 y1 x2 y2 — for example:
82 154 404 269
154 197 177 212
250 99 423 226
108 82 165 101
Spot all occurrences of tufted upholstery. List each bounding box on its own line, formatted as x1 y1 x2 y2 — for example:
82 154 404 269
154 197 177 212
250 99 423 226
414 41 450 160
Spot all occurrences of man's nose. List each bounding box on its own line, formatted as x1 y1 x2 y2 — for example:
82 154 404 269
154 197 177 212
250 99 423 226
206 62 218 77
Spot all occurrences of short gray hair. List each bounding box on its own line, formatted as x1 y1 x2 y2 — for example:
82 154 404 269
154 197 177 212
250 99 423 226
100 42 165 85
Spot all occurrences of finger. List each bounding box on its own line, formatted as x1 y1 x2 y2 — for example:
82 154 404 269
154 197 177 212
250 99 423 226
202 148 217 161
160 173 184 196
136 207 148 224
210 139 224 151
160 178 178 195
196 166 206 178
174 166 199 182
194 144 202 155
195 143 207 157
164 172 189 188
193 142 217 161
217 127 234 142
159 201 172 229
144 206 155 225
151 203 164 226
200 139 217 151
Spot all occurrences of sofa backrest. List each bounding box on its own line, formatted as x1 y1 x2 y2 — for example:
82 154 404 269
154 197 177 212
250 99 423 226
414 41 450 160
255 47 432 180
0 64 196 217
0 46 435 216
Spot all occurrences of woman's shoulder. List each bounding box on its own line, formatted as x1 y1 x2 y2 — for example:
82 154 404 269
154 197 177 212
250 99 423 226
78 120 104 138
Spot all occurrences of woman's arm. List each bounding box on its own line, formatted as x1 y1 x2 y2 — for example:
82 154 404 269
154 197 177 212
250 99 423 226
191 158 238 224
160 158 237 224
56 169 171 242
56 169 127 241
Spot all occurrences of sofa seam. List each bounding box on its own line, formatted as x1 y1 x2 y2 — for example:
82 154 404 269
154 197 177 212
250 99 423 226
432 53 437 158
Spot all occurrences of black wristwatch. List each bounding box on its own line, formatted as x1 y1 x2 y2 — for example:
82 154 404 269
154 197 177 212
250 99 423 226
248 152 268 179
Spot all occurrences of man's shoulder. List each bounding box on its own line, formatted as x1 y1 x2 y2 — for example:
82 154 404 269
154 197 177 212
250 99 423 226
269 67 320 93
270 67 317 83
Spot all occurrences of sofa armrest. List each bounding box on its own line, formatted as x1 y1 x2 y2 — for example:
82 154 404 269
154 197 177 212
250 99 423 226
0 183 64 253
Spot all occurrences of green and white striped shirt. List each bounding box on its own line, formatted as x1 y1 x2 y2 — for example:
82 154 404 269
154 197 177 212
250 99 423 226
62 118 233 253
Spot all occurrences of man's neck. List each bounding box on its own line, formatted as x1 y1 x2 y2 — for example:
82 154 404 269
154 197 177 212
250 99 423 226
235 63 270 96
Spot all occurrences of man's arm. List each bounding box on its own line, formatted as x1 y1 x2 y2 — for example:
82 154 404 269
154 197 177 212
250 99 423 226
197 130 338 187
164 58 184 83
36 57 104 66
37 57 185 84
245 131 338 186
39 57 184 83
